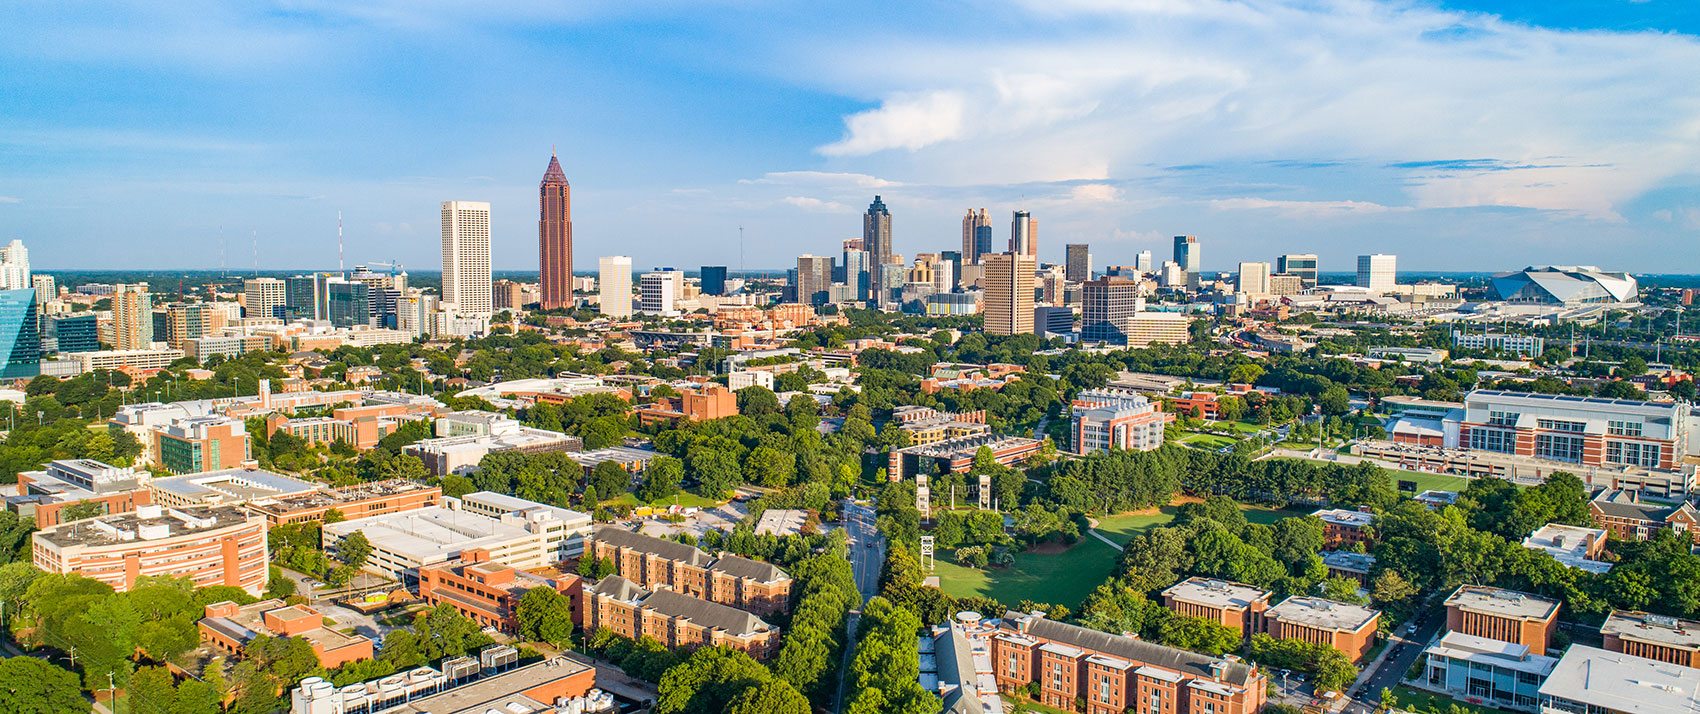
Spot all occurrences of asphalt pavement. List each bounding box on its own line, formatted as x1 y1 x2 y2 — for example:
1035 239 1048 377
832 500 886 714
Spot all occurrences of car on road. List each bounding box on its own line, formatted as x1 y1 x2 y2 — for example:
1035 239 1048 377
1404 623 1418 636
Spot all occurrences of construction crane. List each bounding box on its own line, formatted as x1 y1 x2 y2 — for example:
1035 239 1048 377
366 261 405 277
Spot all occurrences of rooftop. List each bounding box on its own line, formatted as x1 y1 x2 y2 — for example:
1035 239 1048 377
1266 596 1380 632
150 468 317 505
1467 389 1681 414
247 479 439 516
1523 523 1613 574
1423 631 1558 675
36 504 254 548
1444 585 1561 621
200 599 368 654
591 525 790 583
999 611 1258 687
324 506 578 566
1603 611 1700 651
1162 577 1270 610
591 575 774 637
1321 550 1377 573
380 657 594 714
1538 645 1700 714
900 433 1043 459
1311 508 1377 528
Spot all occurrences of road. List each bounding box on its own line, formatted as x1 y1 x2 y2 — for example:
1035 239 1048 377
1339 599 1446 714
832 499 886 714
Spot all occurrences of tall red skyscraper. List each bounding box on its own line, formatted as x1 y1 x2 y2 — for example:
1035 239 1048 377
538 151 573 310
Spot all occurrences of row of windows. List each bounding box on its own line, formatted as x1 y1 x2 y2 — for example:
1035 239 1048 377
1470 428 1515 454
1606 440 1663 467
1536 434 1585 463
1536 418 1586 433
1607 420 1644 437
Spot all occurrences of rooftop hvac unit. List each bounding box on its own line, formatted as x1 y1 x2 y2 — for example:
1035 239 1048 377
481 645 519 673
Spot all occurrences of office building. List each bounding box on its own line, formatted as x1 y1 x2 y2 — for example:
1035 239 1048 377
1453 330 1546 357
441 200 493 317
796 255 833 306
1445 585 1561 655
1265 596 1381 663
990 610 1266 714
888 433 1044 481
962 208 993 264
9 459 152 527
322 495 592 582
1420 631 1558 712
32 504 268 595
1491 266 1639 306
983 252 1036 336
584 575 781 660
490 279 523 310
149 468 319 509
1081 276 1143 343
598 256 632 318
639 269 680 316
283 274 324 321
418 547 578 633
0 289 39 379
1121 311 1192 347
1010 210 1037 256
1173 235 1200 274
243 277 286 319
1034 306 1074 336
153 416 251 474
1070 388 1175 455
0 239 27 290
201 599 373 669
1268 273 1305 296
1277 254 1319 287
1312 507 1377 549
1538 645 1700 714
1163 577 1271 638
1602 611 1700 668
1136 250 1153 273
326 279 371 328
865 195 894 267
1357 253 1397 292
112 283 153 350
1461 390 1689 471
32 274 55 306
841 240 870 302
1066 243 1091 282
1237 261 1270 296
585 525 793 616
246 479 442 526
700 265 728 296
538 152 574 310
404 420 583 477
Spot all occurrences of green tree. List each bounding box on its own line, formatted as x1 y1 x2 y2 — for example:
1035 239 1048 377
514 587 575 646
636 456 684 503
0 656 91 714
57 501 107 523
337 530 373 569
590 461 630 501
727 680 812 714
736 386 782 416
1158 615 1242 656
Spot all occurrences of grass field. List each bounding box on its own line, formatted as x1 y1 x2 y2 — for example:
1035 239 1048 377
1392 471 1472 494
1092 502 1300 545
1394 686 1516 714
1003 695 1076 714
1180 432 1237 449
934 538 1122 610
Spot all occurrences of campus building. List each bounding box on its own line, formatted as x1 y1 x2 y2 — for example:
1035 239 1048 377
1589 490 1700 544
1538 645 1700 714
153 415 252 474
291 652 599 714
632 384 737 427
32 504 268 596
1420 631 1558 713
584 526 792 616
989 610 1266 714
8 459 153 527
891 406 992 446
322 495 591 583
418 548 580 633
200 599 374 669
1162 578 1271 638
887 433 1045 481
404 417 583 476
246 479 442 526
1311 507 1378 549
1445 585 1561 656
1071 388 1174 455
148 468 319 509
1459 390 1689 472
1263 596 1381 664
581 575 781 660
1521 523 1612 574
1602 611 1700 668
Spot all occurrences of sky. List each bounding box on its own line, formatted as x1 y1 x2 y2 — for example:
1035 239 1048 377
2 0 1699 274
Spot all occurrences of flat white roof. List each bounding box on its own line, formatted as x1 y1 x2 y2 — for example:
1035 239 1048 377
1539 645 1700 714
323 507 539 565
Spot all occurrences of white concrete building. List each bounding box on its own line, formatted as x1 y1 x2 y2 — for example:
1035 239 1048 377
322 495 591 581
640 269 681 316
441 200 492 318
1357 254 1397 293
599 255 633 318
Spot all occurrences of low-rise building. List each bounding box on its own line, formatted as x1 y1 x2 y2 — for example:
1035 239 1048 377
8 459 153 527
291 652 600 714
246 479 442 525
1312 507 1378 549
404 419 583 476
887 433 1045 481
154 415 252 474
32 504 268 595
1071 388 1174 455
1602 611 1700 668
1162 577 1271 638
585 525 792 616
1590 490 1700 544
564 446 662 477
891 406 992 446
1419 631 1557 712
633 384 737 427
323 495 591 584
582 575 781 660
1445 585 1561 656
1321 551 1376 585
1538 645 1700 714
149 468 319 509
1264 596 1381 664
200 599 374 669
418 548 580 633
1522 523 1613 574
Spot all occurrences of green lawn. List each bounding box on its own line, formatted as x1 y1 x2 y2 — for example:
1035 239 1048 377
1392 471 1472 495
1180 432 1237 449
1394 686 1516 714
1002 695 1076 714
608 490 724 509
934 538 1122 610
1093 503 1300 545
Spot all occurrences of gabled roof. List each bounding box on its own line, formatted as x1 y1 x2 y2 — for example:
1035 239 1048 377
712 554 788 583
1001 612 1256 686
638 588 773 637
591 525 712 567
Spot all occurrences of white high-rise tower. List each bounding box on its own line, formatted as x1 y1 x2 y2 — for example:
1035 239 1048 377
599 256 633 318
0 240 30 291
1357 254 1397 293
441 201 492 317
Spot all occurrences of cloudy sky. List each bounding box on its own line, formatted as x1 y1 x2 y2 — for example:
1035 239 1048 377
3 0 1698 274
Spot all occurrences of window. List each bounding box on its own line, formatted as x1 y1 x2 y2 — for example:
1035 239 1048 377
1470 428 1515 454
1536 434 1584 463
1606 441 1662 468
1487 410 1517 427
1608 420 1643 437
1537 419 1586 433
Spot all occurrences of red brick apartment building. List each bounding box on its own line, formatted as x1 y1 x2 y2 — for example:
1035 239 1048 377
1263 596 1381 664
1602 611 1700 668
200 599 373 669
418 548 581 633
1590 490 1700 544
990 611 1266 714
1162 577 1272 639
582 575 780 660
1444 585 1561 656
633 384 738 427
1310 507 1378 549
584 526 792 616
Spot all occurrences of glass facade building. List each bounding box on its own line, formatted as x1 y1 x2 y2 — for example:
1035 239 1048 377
0 289 41 380
43 312 99 353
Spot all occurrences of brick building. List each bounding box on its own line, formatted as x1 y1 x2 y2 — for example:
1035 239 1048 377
418 548 582 632
1071 388 1175 455
1590 490 1700 544
887 433 1045 481
9 459 153 527
33 504 268 596
584 526 792 616
154 415 252 474
1162 578 1271 639
1263 596 1381 664
989 611 1266 714
633 384 737 427
1445 585 1561 656
200 599 373 669
1311 507 1378 549
582 575 780 660
1601 611 1700 668
246 479 442 525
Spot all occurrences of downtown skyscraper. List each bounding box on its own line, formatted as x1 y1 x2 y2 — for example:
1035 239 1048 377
961 208 992 264
1010 211 1037 257
864 196 894 267
441 200 492 317
538 151 574 310
984 252 1036 336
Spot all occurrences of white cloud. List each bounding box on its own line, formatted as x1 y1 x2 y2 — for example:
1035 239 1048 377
780 196 853 213
741 171 902 189
818 90 968 156
1207 197 1405 217
1069 184 1122 203
0 196 19 204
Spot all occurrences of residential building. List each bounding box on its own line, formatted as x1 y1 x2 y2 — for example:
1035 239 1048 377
1445 585 1561 655
418 547 579 632
112 283 153 350
1521 523 1612 574
866 196 894 268
201 599 373 669
1491 266 1638 306
1602 611 1700 668
149 468 319 509
441 200 493 318
1162 578 1271 638
1590 490 1700 543
291 653 598 714
0 288 39 379
1010 210 1037 256
1071 388 1174 455
1420 631 1558 713
246 479 442 526
597 256 632 317
584 525 792 616
888 433 1044 481
1311 507 1377 548
491 279 524 310
633 384 737 427
1538 645 1700 714
538 152 574 310
1122 311 1192 347
1453 330 1547 357
582 575 781 660
1066 243 1091 282
983 252 1036 336
31 273 54 305
42 312 98 353
962 208 992 264
1460 390 1690 472
1357 254 1397 292
1081 276 1143 343
32 504 268 595
990 610 1266 714
700 266 728 296
9 459 153 527
1264 596 1381 663
1277 254 1319 287
154 415 252 474
0 239 27 290
640 269 680 316
322 495 592 582
1321 551 1375 585
243 277 286 319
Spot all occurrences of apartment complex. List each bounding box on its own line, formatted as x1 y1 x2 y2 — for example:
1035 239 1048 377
32 504 268 595
1602 611 1700 668
990 610 1266 714
584 526 792 616
9 459 153 527
1589 490 1700 543
582 575 781 660
1445 585 1561 656
418 547 579 633
246 479 442 525
1071 388 1175 455
1162 578 1271 638
1263 596 1381 663
1311 507 1378 548
200 599 373 669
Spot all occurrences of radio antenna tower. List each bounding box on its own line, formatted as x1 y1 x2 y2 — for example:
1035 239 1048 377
252 230 258 277
338 211 345 276
739 224 745 278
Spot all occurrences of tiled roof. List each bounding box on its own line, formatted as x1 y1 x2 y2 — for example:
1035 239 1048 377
1001 612 1255 686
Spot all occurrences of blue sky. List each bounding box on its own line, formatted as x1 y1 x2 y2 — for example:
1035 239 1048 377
2 0 1698 274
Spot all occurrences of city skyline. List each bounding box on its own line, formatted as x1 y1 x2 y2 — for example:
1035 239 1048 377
3 1 1700 273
